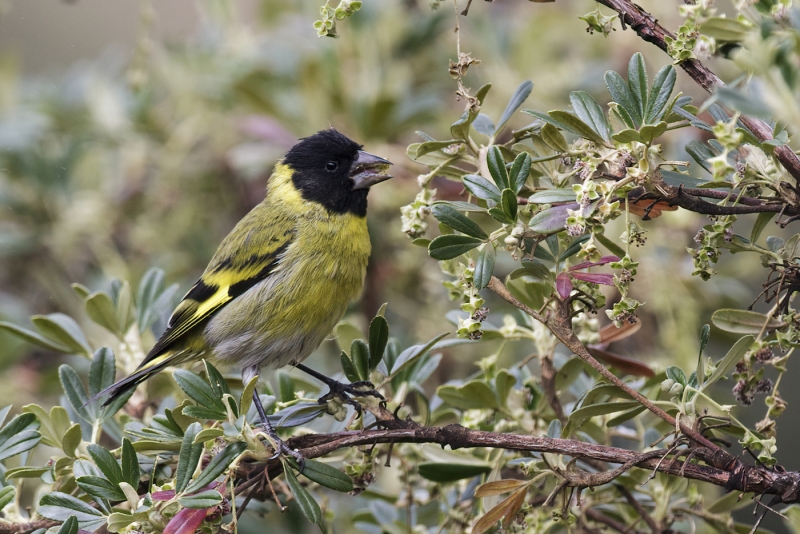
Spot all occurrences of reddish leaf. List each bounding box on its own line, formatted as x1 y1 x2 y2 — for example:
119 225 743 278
163 508 208 534
569 255 620 271
475 479 528 498
629 200 677 219
598 320 641 344
556 274 573 299
587 347 655 377
570 272 614 285
152 490 176 501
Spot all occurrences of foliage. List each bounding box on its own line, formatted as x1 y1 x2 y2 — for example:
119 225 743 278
4 0 800 533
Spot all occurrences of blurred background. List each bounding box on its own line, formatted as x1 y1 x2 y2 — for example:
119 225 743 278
0 0 793 531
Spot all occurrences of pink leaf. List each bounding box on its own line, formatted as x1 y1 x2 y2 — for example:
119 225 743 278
570 272 615 285
556 274 573 299
163 508 208 534
152 490 176 501
570 255 620 271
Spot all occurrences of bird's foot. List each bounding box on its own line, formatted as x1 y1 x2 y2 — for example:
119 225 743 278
260 420 305 472
295 363 384 414
318 379 385 412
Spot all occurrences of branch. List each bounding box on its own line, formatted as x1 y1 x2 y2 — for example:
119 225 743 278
486 276 720 450
234 419 800 502
593 0 800 184
0 520 58 534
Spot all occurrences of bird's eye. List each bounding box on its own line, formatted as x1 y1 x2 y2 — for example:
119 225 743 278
326 160 338 171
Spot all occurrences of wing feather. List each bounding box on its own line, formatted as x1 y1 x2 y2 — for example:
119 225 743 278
136 205 295 371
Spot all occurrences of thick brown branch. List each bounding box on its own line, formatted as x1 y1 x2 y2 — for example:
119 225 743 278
246 422 800 502
593 0 800 183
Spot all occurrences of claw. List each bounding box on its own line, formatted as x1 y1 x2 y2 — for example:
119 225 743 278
295 363 385 412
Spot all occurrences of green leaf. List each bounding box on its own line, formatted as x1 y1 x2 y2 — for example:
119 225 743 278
473 114 495 137
204 361 232 399
89 347 116 398
368 316 389 372
59 365 92 424
184 442 246 494
487 207 515 225
121 438 139 488
431 204 488 239
646 65 677 123
0 413 39 462
173 370 226 412
605 70 642 127
509 153 532 194
639 122 667 144
540 122 568 152
627 52 648 124
428 235 483 261
438 380 499 410
137 268 175 333
547 110 607 145
611 129 643 144
594 232 626 258
175 422 203 493
351 339 370 381
340 351 360 383
558 234 590 262
0 322 71 352
528 204 573 234
501 189 517 221
390 332 449 376
62 424 82 458
178 489 223 509
495 80 533 135
528 189 575 204
87 444 124 485
570 91 610 141
418 462 492 482
711 309 785 334
31 313 91 356
564 401 641 437
473 246 496 290
76 475 126 501
433 200 486 213
487 146 509 190
85 292 122 336
38 492 106 530
750 212 775 244
289 458 354 492
285 464 326 533
415 140 463 158
700 17 752 41
463 174 501 202
0 485 14 511
56 515 79 534
704 335 755 390
547 419 562 438
666 366 687 386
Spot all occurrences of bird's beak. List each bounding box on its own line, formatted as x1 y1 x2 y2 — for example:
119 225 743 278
351 150 393 190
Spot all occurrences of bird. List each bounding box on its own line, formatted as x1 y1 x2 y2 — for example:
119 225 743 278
89 128 392 462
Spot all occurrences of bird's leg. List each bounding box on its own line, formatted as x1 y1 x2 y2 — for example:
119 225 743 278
252 391 305 472
295 363 384 411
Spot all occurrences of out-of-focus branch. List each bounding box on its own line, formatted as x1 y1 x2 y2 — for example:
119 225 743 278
592 0 800 183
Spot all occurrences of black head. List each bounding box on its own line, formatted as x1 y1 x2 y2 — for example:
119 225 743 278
283 129 392 216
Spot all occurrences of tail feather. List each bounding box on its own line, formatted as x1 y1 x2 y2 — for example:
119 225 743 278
84 352 181 408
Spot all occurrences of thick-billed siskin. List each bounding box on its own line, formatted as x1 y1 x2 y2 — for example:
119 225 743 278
92 129 392 457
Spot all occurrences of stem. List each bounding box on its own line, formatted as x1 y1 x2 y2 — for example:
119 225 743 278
486 276 720 450
590 0 800 183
